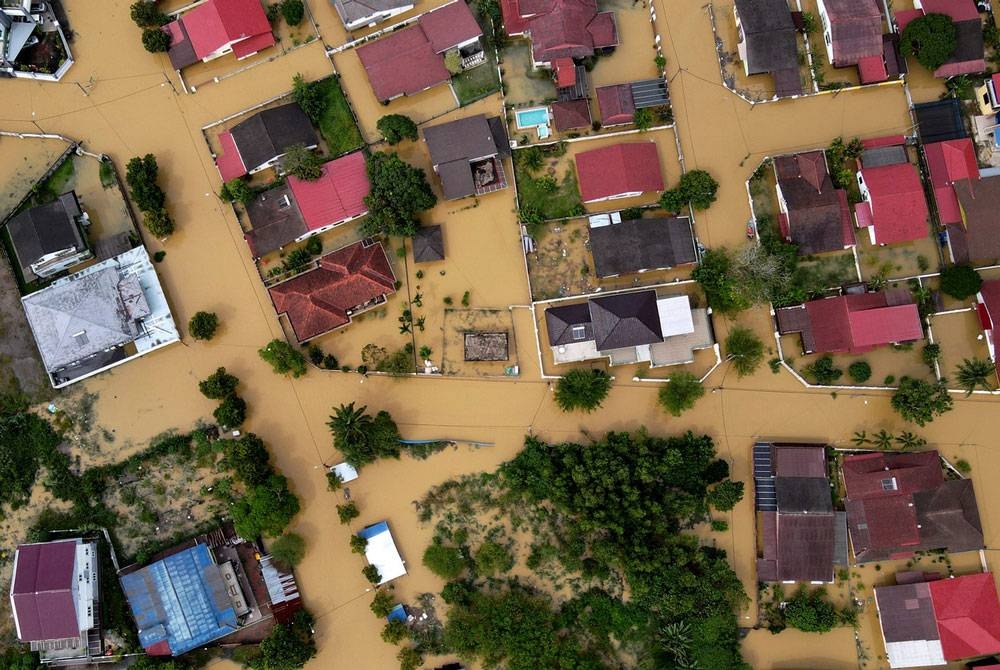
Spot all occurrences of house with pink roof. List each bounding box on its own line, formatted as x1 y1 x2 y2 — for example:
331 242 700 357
163 0 275 71
924 137 979 226
854 138 929 245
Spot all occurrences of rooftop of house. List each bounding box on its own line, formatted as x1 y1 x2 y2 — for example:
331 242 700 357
894 0 984 77
164 0 274 69
500 0 618 63
823 0 883 65
574 142 663 202
268 239 396 341
858 161 930 244
596 83 635 126
216 103 318 180
914 99 968 144
331 0 414 28
545 301 595 347
243 182 307 258
979 279 1000 329
6 191 87 277
423 115 510 200
590 290 662 351
949 174 1000 263
924 137 979 226
589 217 696 277
10 539 84 642
356 0 481 101
734 0 798 74
774 151 855 254
412 225 445 263
287 151 370 232
551 99 592 131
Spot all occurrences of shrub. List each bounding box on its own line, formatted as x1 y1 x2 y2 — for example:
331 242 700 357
900 13 958 71
382 620 410 644
693 248 749 314
199 367 239 399
939 264 982 299
423 543 465 579
213 394 247 428
554 368 612 413
126 154 166 212
259 339 308 377
362 565 382 584
141 28 171 52
337 501 360 524
891 376 953 426
305 235 323 256
922 343 941 366
659 188 686 214
474 542 514 576
188 311 219 340
803 355 842 385
657 372 705 416
784 587 838 633
252 609 316 670
707 479 744 511
292 73 326 121
444 48 463 74
377 114 419 145
308 345 324 366
153 250 166 262
678 169 719 210
280 0 305 25
955 458 971 474
220 178 254 204
350 535 368 554
142 207 174 237
371 589 395 617
847 361 871 383
326 471 343 491
398 647 422 670
711 519 729 532
130 1 168 27
269 533 306 569
621 207 643 220
283 144 323 181
725 326 765 377
633 107 653 131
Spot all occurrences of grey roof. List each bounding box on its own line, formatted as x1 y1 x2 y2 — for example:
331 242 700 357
590 290 662 351
437 160 477 200
913 479 984 554
6 192 86 275
876 582 939 643
545 302 594 346
589 217 696 277
949 19 985 67
424 115 502 165
21 266 150 372
861 145 907 168
776 477 833 514
734 0 798 73
230 103 318 174
412 225 445 263
914 99 968 143
630 78 669 108
487 116 512 157
331 0 413 27
243 182 307 258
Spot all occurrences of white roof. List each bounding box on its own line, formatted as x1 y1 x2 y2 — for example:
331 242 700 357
330 462 358 483
884 640 946 668
360 522 406 585
656 295 695 338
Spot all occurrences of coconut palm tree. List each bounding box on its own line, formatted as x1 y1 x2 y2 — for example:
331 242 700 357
328 402 372 450
872 429 894 450
954 357 995 396
724 326 765 377
851 431 869 447
895 431 926 450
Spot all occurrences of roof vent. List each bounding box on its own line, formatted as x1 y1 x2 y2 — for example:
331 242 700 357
72 330 88 346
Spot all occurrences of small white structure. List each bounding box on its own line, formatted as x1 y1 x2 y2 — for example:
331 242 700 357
358 521 406 585
330 462 359 484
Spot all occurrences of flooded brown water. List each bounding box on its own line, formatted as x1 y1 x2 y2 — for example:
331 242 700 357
1 1 997 668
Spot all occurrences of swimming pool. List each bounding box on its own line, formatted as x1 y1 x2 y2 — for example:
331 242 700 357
515 106 550 129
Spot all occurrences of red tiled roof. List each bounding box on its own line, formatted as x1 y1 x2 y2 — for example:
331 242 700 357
979 280 1000 331
929 573 1000 661
824 0 883 65
837 190 856 247
803 291 920 353
551 99 591 131
503 0 616 62
596 83 635 126
854 200 874 227
575 142 663 202
893 8 923 31
925 138 979 225
849 496 921 549
232 30 277 59
922 0 980 22
858 55 888 83
215 130 247 182
268 240 397 341
418 0 483 53
843 451 943 498
181 0 274 61
848 304 923 348
11 540 79 642
862 135 905 148
586 11 618 47
935 57 987 78
553 58 576 87
287 152 370 232
357 26 451 101
992 72 1000 94
499 0 530 34
860 162 929 244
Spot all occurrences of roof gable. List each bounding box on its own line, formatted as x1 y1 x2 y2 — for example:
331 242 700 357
574 142 664 202
180 0 273 60
545 302 594 345
590 290 662 350
287 152 370 231
860 162 930 244
596 83 635 125
929 573 1000 661
11 540 80 642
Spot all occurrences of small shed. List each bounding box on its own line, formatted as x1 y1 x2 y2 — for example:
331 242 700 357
463 332 509 361
412 225 445 263
330 462 359 484
358 521 407 585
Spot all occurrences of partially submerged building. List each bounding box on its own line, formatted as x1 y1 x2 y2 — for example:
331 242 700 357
587 216 696 277
574 142 664 203
10 539 101 665
753 443 846 583
331 0 415 31
773 151 855 255
21 246 180 388
733 0 800 97
164 0 276 71
855 139 930 245
0 0 74 81
544 289 714 366
358 521 407 586
268 239 397 342
7 191 92 281
975 280 1000 384
595 80 670 127
875 572 1000 668
817 0 887 82
215 103 319 182
842 451 984 563
422 115 510 200
894 0 984 78
412 225 445 264
120 525 301 657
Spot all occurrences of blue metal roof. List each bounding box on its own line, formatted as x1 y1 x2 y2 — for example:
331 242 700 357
121 544 238 656
357 520 390 540
387 604 407 622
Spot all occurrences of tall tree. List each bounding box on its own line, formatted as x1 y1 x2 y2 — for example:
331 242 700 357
955 357 995 395
658 372 705 416
900 13 958 71
553 368 612 413
362 152 437 237
377 114 419 144
724 326 765 377
891 377 953 426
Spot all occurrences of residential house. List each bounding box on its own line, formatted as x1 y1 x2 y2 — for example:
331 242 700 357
753 443 847 583
842 451 984 563
596 80 671 127
215 103 319 182
358 521 407 585
817 0 886 82
588 216 697 277
975 72 1000 116
120 525 302 657
500 0 618 89
412 225 445 263
21 246 179 388
855 139 930 244
244 151 370 258
544 289 715 366
924 137 979 227
10 539 100 664
268 239 397 342
356 0 483 102
331 0 415 31
894 0 984 78
422 114 510 200
974 279 1000 383
164 0 276 71
0 0 73 80
875 572 1000 668
947 175 1000 266
551 99 592 132
776 289 923 354
574 142 664 203
7 191 92 281
773 151 855 255
732 0 801 97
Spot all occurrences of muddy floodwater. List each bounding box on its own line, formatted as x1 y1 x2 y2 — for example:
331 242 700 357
1 1 998 669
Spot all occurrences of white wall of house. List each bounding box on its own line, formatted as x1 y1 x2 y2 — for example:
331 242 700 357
346 4 414 31
586 190 643 203
72 541 97 634
817 0 835 64
734 6 750 76
31 246 93 279
293 210 369 241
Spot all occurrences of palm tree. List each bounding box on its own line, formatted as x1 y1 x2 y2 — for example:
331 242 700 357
327 402 372 450
895 431 925 450
872 429 893 450
724 326 765 377
851 431 869 447
955 357 996 396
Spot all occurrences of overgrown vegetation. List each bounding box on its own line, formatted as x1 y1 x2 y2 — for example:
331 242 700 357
292 74 364 155
900 13 958 71
126 153 174 237
891 377 953 426
259 340 308 378
553 368 612 413
327 402 450 469
659 169 719 212
514 143 584 229
377 114 419 145
939 264 982 300
363 152 437 237
761 585 856 634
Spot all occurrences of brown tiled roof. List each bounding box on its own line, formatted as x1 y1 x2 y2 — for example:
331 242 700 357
953 175 1000 265
823 0 883 66
773 444 827 477
774 152 854 254
551 99 592 131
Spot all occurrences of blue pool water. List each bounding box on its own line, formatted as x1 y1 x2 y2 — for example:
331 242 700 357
516 107 549 128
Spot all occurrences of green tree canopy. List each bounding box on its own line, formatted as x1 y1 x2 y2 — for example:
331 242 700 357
188 311 219 341
280 0 305 25
142 208 174 238
225 433 272 486
658 372 705 416
282 144 323 181
141 28 171 53
707 479 744 511
362 152 437 237
259 340 307 378
678 169 719 210
377 114 419 145
847 360 871 383
327 403 402 468
269 533 306 569
250 609 316 670
125 154 166 212
232 473 301 538
900 13 958 71
423 542 466 579
292 73 326 122
220 178 254 204
955 357 995 395
939 264 983 300
199 367 240 399
0 413 58 509
693 248 749 314
784 587 838 633
474 541 514 576
891 376 954 426
130 1 168 27
725 326 765 377
213 393 247 428
554 368 612 413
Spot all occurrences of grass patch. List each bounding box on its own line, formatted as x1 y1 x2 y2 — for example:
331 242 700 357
314 76 364 156
452 56 500 106
99 158 116 188
34 157 75 204
514 149 583 228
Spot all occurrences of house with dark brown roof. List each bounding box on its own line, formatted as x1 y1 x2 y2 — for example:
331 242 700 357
544 290 714 366
588 217 696 277
331 0 415 31
422 115 510 200
551 99 592 132
817 0 884 75
773 151 855 255
595 80 670 127
6 191 92 281
214 103 319 182
412 225 445 263
948 175 1000 266
10 538 101 664
894 0 985 78
754 443 846 583
268 239 397 342
842 451 984 563
875 572 1000 668
733 0 801 97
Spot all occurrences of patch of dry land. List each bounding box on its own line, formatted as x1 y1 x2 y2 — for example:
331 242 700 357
0 0 998 669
